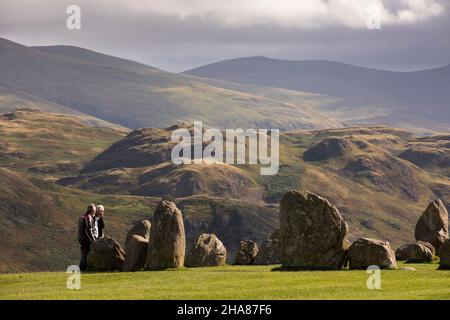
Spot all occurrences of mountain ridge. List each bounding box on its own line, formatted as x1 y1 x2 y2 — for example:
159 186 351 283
0 37 340 130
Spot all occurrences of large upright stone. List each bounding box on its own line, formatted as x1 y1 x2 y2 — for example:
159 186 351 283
145 200 186 269
87 236 125 271
415 199 449 253
235 240 259 265
125 220 151 249
349 238 397 269
186 233 227 267
279 191 349 269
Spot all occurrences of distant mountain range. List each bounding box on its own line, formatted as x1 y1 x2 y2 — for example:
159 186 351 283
1 38 449 132
0 38 338 130
185 57 450 133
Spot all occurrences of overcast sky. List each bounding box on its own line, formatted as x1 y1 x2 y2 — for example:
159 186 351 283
1 0 449 72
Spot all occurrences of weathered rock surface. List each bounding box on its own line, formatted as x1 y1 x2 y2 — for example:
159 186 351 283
87 236 125 271
234 240 259 265
145 200 186 269
279 191 349 269
348 238 397 269
124 219 151 249
254 239 282 265
122 235 149 272
186 233 227 267
415 199 449 253
439 239 450 270
395 242 433 263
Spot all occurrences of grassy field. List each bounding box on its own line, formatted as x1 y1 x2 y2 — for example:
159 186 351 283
1 263 450 300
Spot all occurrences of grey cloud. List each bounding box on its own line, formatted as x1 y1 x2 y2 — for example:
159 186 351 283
0 0 449 72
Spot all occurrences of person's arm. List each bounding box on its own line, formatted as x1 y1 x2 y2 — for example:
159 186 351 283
84 216 95 242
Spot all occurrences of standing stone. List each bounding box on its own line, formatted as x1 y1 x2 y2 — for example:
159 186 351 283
279 191 349 269
439 239 450 269
87 236 125 271
349 238 397 269
145 200 185 270
122 235 149 272
186 233 227 267
124 220 151 249
415 199 449 253
254 239 282 265
395 242 433 263
235 240 259 265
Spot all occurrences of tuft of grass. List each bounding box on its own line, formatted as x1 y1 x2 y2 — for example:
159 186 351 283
1 263 449 300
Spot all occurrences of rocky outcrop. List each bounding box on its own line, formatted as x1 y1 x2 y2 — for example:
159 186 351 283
186 233 227 267
124 220 151 249
145 200 186 270
415 199 449 253
279 191 349 269
234 240 259 265
395 242 434 263
122 235 149 272
87 236 125 271
348 238 397 269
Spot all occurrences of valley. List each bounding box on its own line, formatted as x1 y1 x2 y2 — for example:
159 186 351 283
0 110 448 272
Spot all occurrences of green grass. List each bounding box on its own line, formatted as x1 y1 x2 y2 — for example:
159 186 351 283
1 263 450 300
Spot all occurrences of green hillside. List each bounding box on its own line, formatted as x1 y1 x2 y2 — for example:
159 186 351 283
0 110 448 272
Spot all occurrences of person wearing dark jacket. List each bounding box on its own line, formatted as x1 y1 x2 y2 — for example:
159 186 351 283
78 204 96 271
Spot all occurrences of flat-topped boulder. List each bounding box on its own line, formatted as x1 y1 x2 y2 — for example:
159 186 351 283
349 238 397 269
395 241 434 263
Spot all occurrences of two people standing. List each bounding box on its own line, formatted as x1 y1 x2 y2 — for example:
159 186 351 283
77 204 106 271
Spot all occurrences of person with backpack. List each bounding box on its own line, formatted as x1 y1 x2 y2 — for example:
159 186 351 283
77 204 96 271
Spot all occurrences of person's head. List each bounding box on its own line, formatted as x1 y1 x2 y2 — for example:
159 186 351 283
86 203 96 216
96 204 105 217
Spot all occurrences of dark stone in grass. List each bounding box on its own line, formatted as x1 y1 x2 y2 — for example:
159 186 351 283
88 236 125 271
439 239 450 269
395 241 433 263
235 240 259 265
122 235 149 272
349 238 397 269
186 233 227 267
